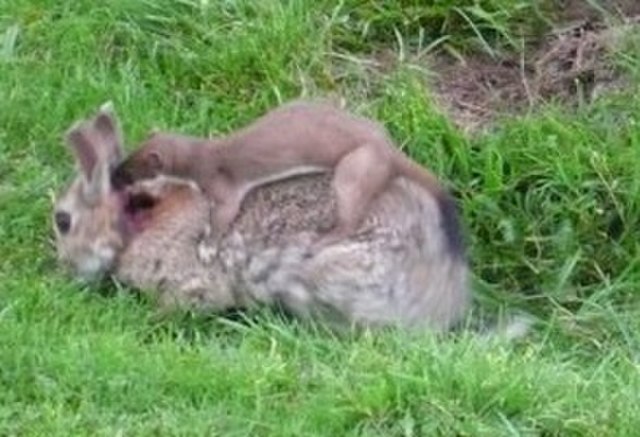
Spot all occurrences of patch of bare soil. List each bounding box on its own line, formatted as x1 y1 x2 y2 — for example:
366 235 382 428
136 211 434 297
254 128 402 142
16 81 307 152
430 6 640 133
551 0 640 24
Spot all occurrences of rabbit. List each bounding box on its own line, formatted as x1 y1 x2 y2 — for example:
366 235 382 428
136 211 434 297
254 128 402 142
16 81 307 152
52 102 472 332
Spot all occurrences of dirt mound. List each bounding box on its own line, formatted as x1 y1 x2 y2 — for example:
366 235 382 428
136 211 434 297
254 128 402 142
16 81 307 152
431 11 639 133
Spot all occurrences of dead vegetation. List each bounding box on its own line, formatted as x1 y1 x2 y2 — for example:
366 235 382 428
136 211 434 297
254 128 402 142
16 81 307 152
431 9 640 133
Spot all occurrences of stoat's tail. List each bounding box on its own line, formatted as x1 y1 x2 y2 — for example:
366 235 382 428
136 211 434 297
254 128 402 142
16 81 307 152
393 149 465 258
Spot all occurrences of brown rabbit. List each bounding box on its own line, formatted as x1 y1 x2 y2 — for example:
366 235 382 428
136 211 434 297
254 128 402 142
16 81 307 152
112 100 451 247
53 103 472 331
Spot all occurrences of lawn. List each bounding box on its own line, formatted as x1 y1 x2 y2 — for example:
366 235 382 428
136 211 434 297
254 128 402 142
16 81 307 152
1 0 639 435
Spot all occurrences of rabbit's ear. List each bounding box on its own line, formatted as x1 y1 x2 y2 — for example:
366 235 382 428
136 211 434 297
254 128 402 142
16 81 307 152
93 101 124 168
65 122 110 204
66 122 98 182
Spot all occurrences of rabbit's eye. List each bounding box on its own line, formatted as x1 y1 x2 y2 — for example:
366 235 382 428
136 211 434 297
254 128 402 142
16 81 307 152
55 211 72 234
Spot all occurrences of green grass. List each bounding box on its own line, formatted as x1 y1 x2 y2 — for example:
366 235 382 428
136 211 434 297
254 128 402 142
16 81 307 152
2 0 640 435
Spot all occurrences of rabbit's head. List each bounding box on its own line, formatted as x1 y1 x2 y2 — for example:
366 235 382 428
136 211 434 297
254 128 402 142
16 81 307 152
52 102 131 281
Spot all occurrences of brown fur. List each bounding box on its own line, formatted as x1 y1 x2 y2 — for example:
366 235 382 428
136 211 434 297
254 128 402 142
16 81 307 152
113 100 451 246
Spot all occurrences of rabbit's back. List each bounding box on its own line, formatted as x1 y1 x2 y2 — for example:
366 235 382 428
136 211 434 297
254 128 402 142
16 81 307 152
117 172 470 331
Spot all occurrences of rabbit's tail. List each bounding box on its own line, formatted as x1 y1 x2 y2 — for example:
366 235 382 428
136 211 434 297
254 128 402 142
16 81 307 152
481 313 535 341
463 310 535 342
